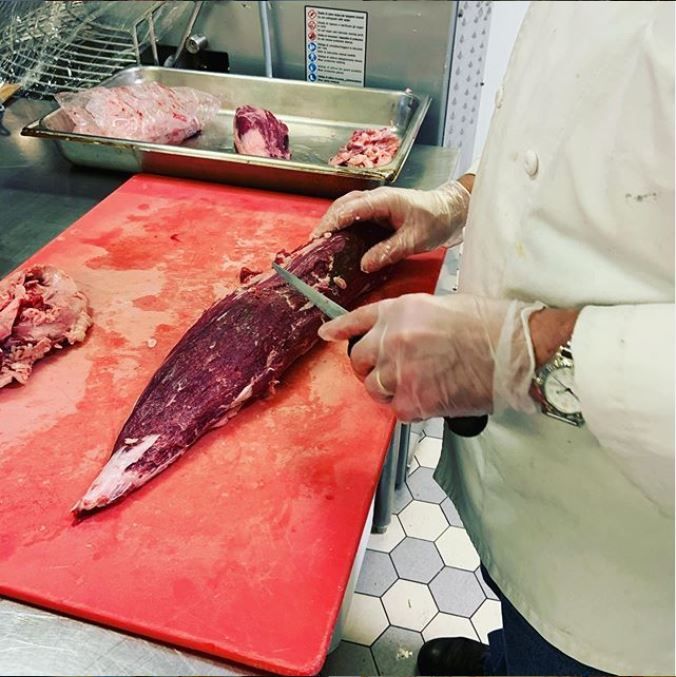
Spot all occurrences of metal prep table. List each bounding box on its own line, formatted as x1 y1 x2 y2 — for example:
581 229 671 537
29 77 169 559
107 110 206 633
0 97 458 676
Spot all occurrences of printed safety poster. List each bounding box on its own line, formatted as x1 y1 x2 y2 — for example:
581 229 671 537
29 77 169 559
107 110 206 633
305 6 368 86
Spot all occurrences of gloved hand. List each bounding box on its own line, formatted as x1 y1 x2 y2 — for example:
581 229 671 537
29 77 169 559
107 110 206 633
318 293 544 422
312 181 471 273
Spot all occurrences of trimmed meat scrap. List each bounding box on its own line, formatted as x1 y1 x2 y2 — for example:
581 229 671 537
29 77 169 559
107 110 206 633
233 105 291 159
329 128 401 169
73 224 391 516
0 265 92 388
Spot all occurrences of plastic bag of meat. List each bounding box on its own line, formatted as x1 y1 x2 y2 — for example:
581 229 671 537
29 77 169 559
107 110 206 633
329 128 401 168
55 82 220 145
0 265 92 388
233 105 291 159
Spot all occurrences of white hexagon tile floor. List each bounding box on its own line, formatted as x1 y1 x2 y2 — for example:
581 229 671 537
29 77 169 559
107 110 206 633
321 421 503 676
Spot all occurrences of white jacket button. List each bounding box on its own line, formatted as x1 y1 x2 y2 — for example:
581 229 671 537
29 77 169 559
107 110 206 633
495 86 504 109
524 149 539 177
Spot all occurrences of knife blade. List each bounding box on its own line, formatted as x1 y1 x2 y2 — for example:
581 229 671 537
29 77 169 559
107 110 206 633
272 262 347 320
272 261 488 438
272 261 362 356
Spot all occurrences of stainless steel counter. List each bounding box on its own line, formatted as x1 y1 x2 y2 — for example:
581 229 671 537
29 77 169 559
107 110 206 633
0 97 458 676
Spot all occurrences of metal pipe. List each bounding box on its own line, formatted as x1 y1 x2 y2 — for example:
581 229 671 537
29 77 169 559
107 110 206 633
165 0 204 68
258 0 273 78
0 104 10 137
147 14 159 66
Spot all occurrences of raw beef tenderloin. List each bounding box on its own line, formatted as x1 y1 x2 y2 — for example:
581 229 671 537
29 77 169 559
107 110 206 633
74 224 391 515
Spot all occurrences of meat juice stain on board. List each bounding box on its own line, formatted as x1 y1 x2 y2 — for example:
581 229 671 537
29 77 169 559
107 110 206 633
85 234 162 271
132 294 169 312
82 201 248 279
0 333 135 544
80 196 309 374
82 190 325 276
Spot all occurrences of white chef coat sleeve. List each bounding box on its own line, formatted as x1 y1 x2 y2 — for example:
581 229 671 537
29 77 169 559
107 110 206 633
466 156 481 177
571 303 675 512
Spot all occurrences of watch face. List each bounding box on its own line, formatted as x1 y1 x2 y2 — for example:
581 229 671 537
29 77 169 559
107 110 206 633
543 367 581 414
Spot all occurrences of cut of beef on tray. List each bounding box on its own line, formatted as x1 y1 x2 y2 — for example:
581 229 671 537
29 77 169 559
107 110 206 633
233 105 291 159
55 82 220 145
73 224 391 516
0 265 92 388
329 128 401 169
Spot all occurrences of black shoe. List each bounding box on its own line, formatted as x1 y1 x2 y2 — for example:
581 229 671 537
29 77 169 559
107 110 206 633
416 636 488 676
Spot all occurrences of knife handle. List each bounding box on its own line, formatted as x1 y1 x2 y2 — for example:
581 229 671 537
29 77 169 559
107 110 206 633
444 415 489 437
347 334 364 357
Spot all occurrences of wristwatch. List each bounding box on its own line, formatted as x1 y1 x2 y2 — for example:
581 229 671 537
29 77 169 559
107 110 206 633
530 341 585 427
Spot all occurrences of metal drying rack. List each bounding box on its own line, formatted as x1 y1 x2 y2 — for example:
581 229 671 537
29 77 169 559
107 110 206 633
0 0 202 131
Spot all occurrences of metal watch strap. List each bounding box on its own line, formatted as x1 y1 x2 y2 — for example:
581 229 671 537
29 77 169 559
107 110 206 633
531 341 585 427
559 341 573 362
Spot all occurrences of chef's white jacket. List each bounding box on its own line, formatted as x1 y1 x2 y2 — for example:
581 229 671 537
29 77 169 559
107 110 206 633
434 2 675 674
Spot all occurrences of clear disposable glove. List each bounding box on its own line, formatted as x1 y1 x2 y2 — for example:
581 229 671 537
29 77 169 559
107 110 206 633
311 181 471 273
318 293 545 422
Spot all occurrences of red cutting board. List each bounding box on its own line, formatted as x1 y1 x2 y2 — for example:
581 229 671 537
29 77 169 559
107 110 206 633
0 175 444 675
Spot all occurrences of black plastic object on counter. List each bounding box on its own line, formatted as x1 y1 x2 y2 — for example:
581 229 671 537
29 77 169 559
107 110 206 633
444 415 488 437
141 43 230 73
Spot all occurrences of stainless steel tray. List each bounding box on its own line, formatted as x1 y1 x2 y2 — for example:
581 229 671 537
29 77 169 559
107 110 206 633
22 66 430 196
